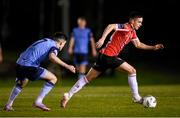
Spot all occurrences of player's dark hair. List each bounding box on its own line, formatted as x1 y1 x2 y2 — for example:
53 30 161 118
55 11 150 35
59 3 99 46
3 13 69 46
129 11 143 19
78 16 86 21
52 32 67 41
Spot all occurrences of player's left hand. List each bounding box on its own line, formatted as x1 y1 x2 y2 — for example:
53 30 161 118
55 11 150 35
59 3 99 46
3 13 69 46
68 65 76 73
154 44 164 50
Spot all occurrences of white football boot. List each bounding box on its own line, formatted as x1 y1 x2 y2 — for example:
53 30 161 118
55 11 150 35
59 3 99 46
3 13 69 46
33 102 51 111
132 96 143 104
60 93 70 108
4 104 14 111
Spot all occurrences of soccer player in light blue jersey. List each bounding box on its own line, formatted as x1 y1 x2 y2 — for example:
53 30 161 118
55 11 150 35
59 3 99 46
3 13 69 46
68 17 97 80
4 32 76 111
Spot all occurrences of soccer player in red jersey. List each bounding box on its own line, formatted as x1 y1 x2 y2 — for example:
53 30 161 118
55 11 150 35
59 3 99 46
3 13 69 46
61 11 164 108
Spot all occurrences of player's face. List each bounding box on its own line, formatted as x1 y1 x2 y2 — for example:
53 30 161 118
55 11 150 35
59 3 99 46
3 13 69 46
78 19 86 28
57 40 66 50
132 17 143 30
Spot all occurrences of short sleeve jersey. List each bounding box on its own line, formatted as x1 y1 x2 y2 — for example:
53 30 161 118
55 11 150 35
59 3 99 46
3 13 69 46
16 38 59 67
100 23 137 56
72 27 92 54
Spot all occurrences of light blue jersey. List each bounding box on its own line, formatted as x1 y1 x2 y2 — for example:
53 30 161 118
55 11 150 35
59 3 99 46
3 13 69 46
16 38 59 67
72 27 92 54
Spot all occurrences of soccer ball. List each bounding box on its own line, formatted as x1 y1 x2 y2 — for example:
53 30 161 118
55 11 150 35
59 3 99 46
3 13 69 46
143 95 157 108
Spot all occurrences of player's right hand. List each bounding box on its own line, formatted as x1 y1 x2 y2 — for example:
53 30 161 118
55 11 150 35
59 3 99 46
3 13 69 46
68 65 76 73
96 39 104 49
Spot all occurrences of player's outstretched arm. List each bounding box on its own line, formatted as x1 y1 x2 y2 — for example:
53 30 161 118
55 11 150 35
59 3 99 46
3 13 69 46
132 38 164 50
49 52 76 73
96 24 117 48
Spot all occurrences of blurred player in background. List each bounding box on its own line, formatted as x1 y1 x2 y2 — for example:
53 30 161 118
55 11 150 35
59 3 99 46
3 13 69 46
68 17 97 80
4 32 76 111
61 11 164 108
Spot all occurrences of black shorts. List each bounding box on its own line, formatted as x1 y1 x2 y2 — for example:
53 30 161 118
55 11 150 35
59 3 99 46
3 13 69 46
16 64 45 81
92 53 125 72
74 53 88 65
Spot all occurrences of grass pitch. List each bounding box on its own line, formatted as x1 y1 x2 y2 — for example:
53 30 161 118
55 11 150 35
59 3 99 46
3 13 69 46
0 78 180 117
1 63 180 117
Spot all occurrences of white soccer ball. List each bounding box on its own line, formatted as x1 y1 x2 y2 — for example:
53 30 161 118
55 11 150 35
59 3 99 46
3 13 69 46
143 95 157 108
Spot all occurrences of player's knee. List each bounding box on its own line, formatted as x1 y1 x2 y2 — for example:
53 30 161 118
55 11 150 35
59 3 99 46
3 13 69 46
128 67 136 75
51 76 57 84
16 78 29 88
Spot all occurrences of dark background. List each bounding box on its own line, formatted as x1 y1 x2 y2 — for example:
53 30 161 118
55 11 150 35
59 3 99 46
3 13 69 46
0 0 179 72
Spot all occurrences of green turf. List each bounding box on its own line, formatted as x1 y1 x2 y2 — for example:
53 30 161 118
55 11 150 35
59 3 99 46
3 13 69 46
1 63 180 117
0 80 180 117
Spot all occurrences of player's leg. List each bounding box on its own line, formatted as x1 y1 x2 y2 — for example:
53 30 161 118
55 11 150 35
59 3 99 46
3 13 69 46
4 64 30 111
61 68 101 108
34 69 57 111
75 53 88 80
61 53 105 108
78 64 86 78
4 78 29 111
69 67 101 98
115 62 142 103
